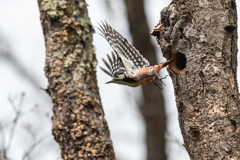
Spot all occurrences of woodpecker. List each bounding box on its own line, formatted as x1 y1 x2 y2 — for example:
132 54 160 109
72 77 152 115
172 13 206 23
98 21 173 88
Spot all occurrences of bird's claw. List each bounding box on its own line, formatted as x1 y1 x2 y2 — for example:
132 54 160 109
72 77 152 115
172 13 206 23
153 74 168 89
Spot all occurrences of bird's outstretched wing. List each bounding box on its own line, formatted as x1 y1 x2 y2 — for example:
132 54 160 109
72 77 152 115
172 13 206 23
97 21 150 74
100 51 127 78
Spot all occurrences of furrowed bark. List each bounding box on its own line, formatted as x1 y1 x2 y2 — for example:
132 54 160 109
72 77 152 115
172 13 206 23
37 0 115 159
152 0 240 159
124 0 167 160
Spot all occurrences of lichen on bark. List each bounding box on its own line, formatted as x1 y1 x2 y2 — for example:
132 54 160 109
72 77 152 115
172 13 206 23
37 0 115 159
152 0 240 159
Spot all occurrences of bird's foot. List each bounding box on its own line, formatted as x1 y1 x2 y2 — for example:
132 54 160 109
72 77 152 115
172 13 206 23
153 75 168 89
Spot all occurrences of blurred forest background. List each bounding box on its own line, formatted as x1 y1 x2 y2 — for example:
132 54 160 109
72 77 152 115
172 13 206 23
0 0 239 160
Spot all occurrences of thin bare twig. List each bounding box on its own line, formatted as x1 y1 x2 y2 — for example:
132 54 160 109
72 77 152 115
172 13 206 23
2 104 38 128
0 93 48 160
6 93 35 154
7 96 17 112
22 129 50 160
0 122 6 159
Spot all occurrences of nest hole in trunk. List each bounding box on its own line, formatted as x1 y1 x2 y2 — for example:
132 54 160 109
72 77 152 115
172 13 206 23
168 52 187 75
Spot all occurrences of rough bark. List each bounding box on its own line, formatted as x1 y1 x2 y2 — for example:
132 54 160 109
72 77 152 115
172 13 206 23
37 0 115 159
124 0 167 160
151 0 240 159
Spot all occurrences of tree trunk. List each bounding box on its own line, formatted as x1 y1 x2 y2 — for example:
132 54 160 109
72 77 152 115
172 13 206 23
124 0 167 160
151 0 240 159
37 0 115 159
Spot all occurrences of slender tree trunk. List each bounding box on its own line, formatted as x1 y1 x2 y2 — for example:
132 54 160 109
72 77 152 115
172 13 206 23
152 0 240 159
124 0 167 160
37 0 115 159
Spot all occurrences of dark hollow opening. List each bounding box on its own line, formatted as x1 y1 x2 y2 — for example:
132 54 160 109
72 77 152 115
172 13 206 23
179 28 183 33
230 119 237 130
231 1 236 9
178 102 184 112
179 28 184 39
190 127 200 139
224 25 237 32
176 52 187 70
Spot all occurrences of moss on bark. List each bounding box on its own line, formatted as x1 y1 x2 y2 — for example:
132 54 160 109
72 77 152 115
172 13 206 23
37 0 116 159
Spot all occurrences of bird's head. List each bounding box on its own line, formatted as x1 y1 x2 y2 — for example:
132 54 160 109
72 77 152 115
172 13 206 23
106 74 125 84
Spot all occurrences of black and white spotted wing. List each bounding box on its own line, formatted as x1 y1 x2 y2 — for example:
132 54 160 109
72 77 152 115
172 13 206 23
97 21 150 69
100 51 127 78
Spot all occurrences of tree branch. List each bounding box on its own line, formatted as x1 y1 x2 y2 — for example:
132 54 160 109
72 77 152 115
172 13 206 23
37 0 116 159
152 0 240 159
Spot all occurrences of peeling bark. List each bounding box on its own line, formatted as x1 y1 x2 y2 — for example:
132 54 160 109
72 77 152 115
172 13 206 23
152 0 240 159
37 0 115 159
124 0 166 160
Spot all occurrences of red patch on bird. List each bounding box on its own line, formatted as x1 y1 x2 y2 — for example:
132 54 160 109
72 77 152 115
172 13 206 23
138 67 150 76
143 77 153 83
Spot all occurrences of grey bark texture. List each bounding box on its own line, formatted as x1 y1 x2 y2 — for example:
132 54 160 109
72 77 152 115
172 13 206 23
151 0 240 159
37 0 115 159
123 0 167 160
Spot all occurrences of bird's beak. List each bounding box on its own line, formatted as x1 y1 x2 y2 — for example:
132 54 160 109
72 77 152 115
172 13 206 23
106 79 117 84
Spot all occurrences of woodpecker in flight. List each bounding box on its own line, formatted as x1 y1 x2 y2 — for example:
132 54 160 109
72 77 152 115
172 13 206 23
98 21 173 88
